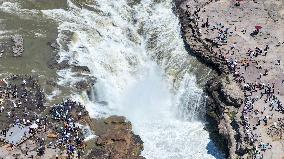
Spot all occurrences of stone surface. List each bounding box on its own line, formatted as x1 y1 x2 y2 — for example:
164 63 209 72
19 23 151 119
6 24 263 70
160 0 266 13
88 116 145 159
176 0 284 158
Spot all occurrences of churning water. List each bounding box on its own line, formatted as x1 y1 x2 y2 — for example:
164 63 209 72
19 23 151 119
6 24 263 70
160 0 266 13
0 0 223 158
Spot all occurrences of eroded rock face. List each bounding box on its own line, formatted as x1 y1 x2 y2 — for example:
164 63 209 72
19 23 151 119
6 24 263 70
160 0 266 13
221 77 244 107
47 58 70 70
174 1 255 158
89 116 145 159
205 76 252 158
205 77 241 158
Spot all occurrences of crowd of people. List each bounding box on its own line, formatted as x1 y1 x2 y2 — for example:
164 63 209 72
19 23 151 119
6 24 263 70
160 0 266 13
225 31 283 158
267 118 284 139
182 1 284 158
0 76 89 158
0 75 45 129
216 20 283 159
49 99 88 158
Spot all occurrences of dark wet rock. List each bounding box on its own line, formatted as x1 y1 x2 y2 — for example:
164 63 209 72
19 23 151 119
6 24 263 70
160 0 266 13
88 115 145 159
47 41 60 50
205 78 236 158
75 77 96 91
56 60 70 69
48 57 91 74
71 65 91 73
11 35 24 57
75 81 90 90
58 30 74 51
204 77 247 158
220 78 244 107
47 57 70 70
206 76 243 108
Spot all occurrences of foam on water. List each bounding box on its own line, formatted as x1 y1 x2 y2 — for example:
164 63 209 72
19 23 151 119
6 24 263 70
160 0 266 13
1 0 224 158
43 0 224 158
0 2 40 18
118 67 214 158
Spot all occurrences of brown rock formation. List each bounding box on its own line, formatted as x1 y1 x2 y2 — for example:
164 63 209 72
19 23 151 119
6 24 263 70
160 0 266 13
88 116 144 159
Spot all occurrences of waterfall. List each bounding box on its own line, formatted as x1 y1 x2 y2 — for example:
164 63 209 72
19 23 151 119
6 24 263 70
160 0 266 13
41 0 224 158
0 0 224 158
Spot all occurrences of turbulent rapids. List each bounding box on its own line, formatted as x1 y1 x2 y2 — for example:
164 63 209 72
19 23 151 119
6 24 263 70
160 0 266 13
0 0 224 158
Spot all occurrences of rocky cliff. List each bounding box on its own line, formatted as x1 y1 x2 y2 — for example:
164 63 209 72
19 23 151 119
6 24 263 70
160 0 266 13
176 0 284 158
175 0 255 158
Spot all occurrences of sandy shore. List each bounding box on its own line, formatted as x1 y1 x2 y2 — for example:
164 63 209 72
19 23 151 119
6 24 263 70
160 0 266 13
176 0 284 158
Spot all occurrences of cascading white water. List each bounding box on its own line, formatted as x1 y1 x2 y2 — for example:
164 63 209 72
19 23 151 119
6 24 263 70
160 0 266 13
0 0 224 158
42 0 223 158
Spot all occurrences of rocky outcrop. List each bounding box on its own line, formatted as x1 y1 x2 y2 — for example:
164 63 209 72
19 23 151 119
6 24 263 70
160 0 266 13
47 41 60 50
71 65 91 73
176 0 229 75
205 76 245 158
175 1 245 158
75 77 96 91
88 116 145 159
175 0 284 157
47 58 70 70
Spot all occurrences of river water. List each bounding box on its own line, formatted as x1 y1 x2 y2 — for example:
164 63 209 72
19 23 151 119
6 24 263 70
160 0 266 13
0 0 223 158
